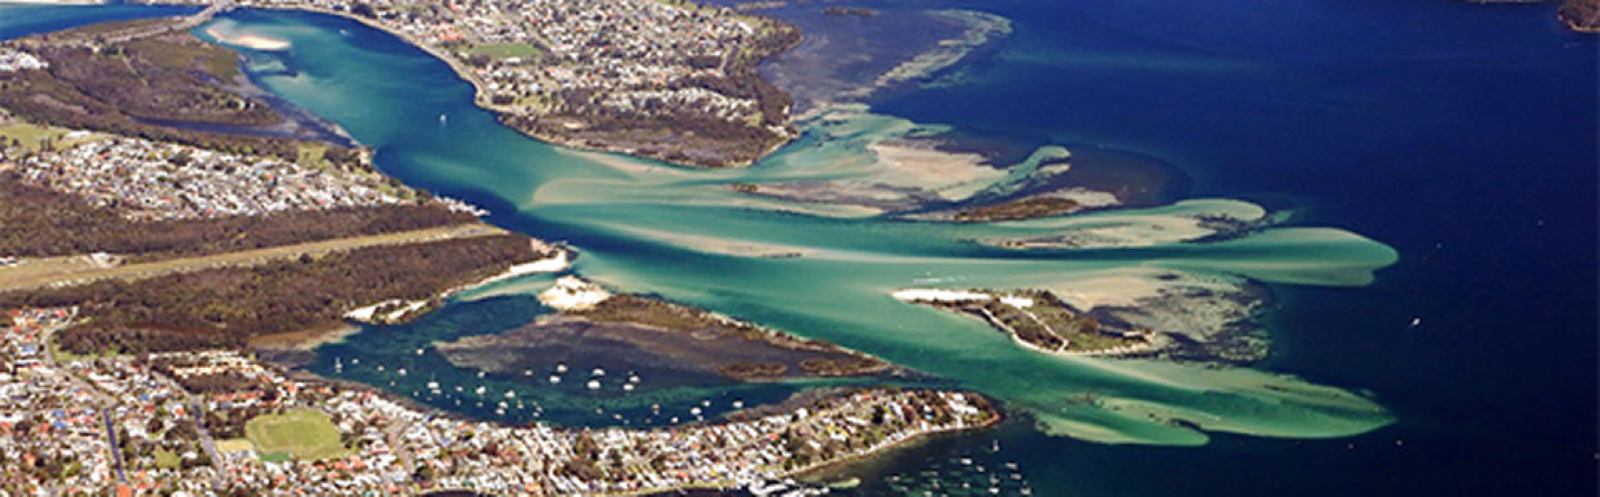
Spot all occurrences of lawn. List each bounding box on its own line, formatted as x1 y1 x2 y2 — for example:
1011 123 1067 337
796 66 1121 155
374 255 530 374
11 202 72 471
214 438 256 454
467 42 544 60
0 123 63 152
152 449 181 469
244 409 348 461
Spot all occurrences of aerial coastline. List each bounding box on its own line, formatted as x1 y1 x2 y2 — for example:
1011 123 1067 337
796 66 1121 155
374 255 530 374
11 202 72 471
0 9 1011 495
144 0 804 169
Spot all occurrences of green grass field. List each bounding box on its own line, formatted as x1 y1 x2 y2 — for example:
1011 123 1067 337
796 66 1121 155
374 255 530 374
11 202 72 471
467 42 544 60
244 409 348 461
152 449 181 469
0 123 63 152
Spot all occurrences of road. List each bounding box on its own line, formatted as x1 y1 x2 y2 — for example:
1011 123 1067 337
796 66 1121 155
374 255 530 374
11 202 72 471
98 0 232 45
37 320 128 485
0 223 506 293
385 420 416 476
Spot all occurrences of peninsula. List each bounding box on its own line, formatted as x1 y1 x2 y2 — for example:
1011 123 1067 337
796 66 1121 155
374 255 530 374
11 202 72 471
142 0 802 168
0 18 557 353
437 277 890 384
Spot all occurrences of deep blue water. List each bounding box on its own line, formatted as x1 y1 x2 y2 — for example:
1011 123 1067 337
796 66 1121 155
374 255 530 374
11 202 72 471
2 0 1595 495
0 2 198 39
855 0 1598 494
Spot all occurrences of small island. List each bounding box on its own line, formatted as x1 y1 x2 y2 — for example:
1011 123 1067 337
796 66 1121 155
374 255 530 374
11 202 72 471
895 282 1272 364
893 289 1155 356
1560 0 1600 32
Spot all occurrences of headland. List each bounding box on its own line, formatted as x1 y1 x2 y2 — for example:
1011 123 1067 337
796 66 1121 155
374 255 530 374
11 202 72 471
141 0 802 168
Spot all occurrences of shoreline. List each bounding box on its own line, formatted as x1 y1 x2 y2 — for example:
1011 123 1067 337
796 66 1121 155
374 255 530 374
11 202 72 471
892 288 1161 359
344 243 570 325
228 3 798 169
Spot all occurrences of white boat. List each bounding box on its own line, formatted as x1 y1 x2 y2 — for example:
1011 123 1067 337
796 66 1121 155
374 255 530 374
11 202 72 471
586 379 601 390
556 363 568 373
549 375 561 384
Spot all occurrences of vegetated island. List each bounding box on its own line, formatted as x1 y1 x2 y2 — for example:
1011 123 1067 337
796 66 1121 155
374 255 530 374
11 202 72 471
141 0 803 168
0 18 561 355
436 276 891 384
894 283 1271 364
1559 0 1600 32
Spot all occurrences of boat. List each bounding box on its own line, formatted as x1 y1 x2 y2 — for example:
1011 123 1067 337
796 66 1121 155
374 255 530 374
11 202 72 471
549 375 561 384
827 477 861 489
586 379 601 390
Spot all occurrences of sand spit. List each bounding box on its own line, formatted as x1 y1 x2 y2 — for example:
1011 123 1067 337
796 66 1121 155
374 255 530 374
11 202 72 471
538 275 613 311
204 23 291 51
860 9 1012 94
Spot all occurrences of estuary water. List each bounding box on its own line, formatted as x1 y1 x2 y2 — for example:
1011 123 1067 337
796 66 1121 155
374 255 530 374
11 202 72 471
2 0 1595 495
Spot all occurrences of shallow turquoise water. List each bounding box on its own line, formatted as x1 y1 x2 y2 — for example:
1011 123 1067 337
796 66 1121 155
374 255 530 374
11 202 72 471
183 9 1405 447
4 1 1593 494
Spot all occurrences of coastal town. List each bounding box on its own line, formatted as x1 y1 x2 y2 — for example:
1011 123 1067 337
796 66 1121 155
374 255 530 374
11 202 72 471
0 307 999 495
10 133 414 221
0 47 48 73
142 0 798 167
